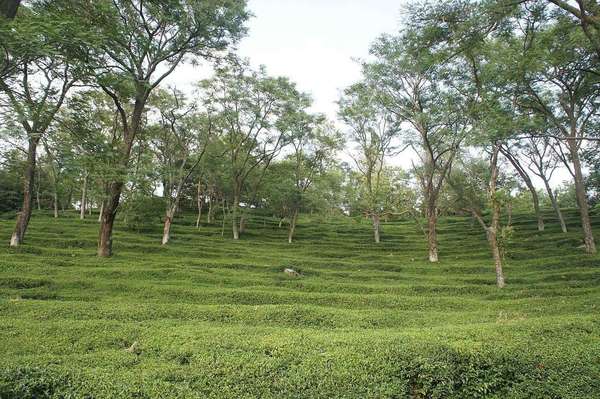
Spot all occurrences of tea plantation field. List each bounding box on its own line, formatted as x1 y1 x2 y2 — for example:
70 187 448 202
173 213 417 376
0 210 599 398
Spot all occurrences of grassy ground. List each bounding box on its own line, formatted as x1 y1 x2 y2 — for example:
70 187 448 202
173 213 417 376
0 209 599 398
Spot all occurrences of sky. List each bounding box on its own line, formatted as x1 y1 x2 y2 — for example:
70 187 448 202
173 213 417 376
167 0 572 188
169 0 405 120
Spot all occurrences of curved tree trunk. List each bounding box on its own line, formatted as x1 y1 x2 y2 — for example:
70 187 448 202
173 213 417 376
10 136 39 247
569 141 596 254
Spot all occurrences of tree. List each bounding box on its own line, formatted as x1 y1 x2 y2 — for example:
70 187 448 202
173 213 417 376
339 81 398 243
199 60 304 240
367 32 465 261
72 0 248 256
149 89 210 245
514 16 598 253
0 1 80 246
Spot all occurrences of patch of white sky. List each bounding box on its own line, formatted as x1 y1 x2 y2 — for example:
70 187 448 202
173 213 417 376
165 0 573 189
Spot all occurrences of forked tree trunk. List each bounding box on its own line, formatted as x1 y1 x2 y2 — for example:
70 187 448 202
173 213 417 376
489 146 505 288
568 140 596 254
543 179 567 233
288 208 299 244
426 204 438 262
10 136 39 247
97 182 123 257
80 172 88 220
372 213 380 243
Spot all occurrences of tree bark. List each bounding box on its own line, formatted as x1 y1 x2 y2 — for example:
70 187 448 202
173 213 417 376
97 181 123 257
426 204 438 262
80 172 88 220
288 208 299 244
53 188 59 218
10 136 39 246
98 201 104 223
195 181 203 228
568 140 596 254
232 192 240 240
542 178 568 233
372 213 381 243
162 207 175 245
489 145 506 288
0 0 20 19
207 196 214 224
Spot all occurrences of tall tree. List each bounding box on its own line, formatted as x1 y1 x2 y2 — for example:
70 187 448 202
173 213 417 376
74 0 248 256
339 81 398 243
199 61 303 240
367 32 465 261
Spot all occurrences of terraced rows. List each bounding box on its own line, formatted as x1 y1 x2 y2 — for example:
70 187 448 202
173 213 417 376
0 209 599 398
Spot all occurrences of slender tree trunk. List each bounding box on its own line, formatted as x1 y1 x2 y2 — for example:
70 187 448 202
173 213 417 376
80 172 88 220
489 145 506 288
35 166 41 211
207 196 214 224
543 178 567 233
98 201 104 223
10 137 39 247
568 141 596 254
279 218 284 228
97 181 123 257
507 201 513 227
53 189 59 218
232 192 240 240
288 208 299 244
196 182 203 229
221 198 227 237
426 202 438 262
372 213 381 243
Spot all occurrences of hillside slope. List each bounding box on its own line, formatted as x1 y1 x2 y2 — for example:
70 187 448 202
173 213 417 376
0 210 599 398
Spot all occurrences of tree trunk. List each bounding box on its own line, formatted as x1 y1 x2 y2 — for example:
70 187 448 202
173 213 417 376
543 178 567 233
0 0 21 19
97 181 123 257
10 137 39 247
278 218 284 228
426 204 438 262
207 196 214 224
196 182 203 229
489 145 506 288
288 208 299 244
98 201 104 223
80 172 88 220
232 193 240 240
162 207 175 245
35 167 41 211
372 213 381 243
569 141 596 254
506 201 513 227
53 189 59 218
